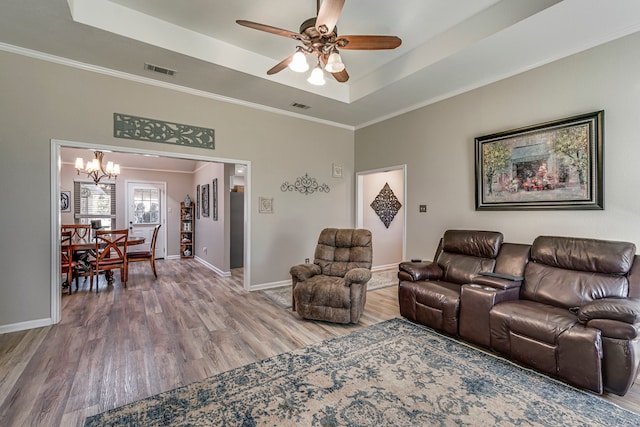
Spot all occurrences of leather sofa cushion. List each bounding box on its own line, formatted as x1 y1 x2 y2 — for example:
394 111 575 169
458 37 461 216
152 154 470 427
438 252 496 284
578 298 640 323
442 230 503 259
531 236 635 274
586 319 639 340
397 261 443 281
491 300 578 345
412 280 460 309
494 243 531 277
522 262 628 309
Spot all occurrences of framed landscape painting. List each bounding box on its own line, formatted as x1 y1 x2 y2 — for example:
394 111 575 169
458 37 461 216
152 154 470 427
475 111 604 210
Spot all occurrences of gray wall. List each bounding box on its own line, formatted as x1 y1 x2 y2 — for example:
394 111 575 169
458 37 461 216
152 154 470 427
356 31 640 260
0 49 354 329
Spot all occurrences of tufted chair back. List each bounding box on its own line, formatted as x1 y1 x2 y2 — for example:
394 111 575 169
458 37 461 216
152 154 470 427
314 228 373 277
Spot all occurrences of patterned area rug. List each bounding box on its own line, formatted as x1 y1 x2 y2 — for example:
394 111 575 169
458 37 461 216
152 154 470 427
260 269 398 309
84 318 640 426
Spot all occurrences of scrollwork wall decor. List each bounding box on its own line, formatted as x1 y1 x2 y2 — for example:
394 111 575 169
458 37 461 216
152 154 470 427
281 173 330 195
114 113 215 149
370 182 402 228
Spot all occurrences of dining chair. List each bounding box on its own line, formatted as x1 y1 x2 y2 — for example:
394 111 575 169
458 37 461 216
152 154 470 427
127 224 161 278
90 229 129 292
60 230 77 294
62 223 93 282
61 224 91 239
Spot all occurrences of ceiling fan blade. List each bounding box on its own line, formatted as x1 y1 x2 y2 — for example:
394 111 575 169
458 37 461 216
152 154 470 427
330 68 349 83
338 35 402 50
236 20 300 39
267 53 295 75
320 53 349 82
315 0 345 35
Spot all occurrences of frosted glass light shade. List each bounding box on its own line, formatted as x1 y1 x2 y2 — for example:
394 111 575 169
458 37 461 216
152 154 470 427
325 51 345 73
307 65 326 85
288 51 309 73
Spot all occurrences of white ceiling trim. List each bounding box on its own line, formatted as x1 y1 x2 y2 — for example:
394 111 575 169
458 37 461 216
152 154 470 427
0 42 354 131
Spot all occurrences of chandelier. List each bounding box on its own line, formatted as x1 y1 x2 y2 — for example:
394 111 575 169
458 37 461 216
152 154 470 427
75 151 120 185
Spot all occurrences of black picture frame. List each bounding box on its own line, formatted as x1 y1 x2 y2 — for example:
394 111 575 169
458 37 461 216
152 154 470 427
475 111 604 210
201 184 210 217
212 178 218 221
196 184 200 219
60 191 71 212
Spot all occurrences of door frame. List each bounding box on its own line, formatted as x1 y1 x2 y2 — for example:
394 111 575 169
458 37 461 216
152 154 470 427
355 164 407 267
125 179 167 259
50 138 252 324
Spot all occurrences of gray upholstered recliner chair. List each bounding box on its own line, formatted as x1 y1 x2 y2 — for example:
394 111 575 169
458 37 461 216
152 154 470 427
291 228 373 324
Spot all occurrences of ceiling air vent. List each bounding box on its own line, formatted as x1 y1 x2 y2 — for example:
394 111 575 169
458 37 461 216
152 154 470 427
144 63 176 77
291 102 311 110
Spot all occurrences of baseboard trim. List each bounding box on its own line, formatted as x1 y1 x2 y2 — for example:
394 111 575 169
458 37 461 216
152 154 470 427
372 263 399 272
195 257 231 277
0 317 52 334
250 280 290 292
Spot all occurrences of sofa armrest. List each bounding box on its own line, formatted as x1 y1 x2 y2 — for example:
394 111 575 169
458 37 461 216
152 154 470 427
344 268 372 286
578 298 640 324
398 261 443 282
472 272 523 290
290 263 321 282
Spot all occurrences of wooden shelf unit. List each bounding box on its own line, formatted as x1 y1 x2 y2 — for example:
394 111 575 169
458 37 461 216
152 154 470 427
180 202 194 258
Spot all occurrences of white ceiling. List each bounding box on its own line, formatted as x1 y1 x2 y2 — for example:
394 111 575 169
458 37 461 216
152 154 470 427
2 0 640 128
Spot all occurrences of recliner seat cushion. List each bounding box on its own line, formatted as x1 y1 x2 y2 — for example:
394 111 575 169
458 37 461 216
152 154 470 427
491 300 578 351
294 275 350 309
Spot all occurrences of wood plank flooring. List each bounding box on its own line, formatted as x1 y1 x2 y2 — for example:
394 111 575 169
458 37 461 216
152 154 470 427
0 259 638 426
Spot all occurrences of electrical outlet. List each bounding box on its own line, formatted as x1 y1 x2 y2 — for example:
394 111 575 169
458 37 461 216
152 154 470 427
203 247 207 254
305 258 310 264
419 205 427 213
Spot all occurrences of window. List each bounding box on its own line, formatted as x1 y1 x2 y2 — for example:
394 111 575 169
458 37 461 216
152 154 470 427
132 188 160 224
74 182 116 229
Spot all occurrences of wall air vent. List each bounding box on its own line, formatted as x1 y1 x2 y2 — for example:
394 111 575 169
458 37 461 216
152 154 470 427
144 63 176 77
291 102 311 110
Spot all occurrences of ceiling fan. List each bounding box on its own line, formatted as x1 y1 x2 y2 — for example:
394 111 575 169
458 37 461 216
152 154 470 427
236 0 402 85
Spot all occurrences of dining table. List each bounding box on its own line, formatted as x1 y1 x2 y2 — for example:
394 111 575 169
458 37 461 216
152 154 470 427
61 235 146 252
61 235 146 285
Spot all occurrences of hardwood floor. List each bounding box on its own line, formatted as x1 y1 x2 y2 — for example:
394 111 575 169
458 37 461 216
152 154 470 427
0 259 399 426
0 259 638 426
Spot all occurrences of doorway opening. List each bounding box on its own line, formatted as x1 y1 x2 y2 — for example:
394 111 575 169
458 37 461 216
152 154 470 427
356 165 407 270
50 139 251 324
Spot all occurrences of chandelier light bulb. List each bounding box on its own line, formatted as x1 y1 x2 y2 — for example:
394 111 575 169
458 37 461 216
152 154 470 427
307 64 326 86
325 51 345 73
288 51 309 73
75 151 121 185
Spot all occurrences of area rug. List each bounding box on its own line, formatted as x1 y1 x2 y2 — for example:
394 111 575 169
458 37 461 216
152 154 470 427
261 269 398 309
84 318 640 426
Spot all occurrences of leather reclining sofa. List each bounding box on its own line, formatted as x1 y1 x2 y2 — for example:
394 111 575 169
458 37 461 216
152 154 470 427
398 229 640 396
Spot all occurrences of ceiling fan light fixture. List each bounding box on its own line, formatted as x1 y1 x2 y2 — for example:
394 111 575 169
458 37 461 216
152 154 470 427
324 50 345 73
307 64 326 86
288 50 309 73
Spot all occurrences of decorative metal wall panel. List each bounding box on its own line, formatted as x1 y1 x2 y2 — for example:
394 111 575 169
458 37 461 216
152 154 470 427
370 182 402 228
281 173 330 195
114 113 215 149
